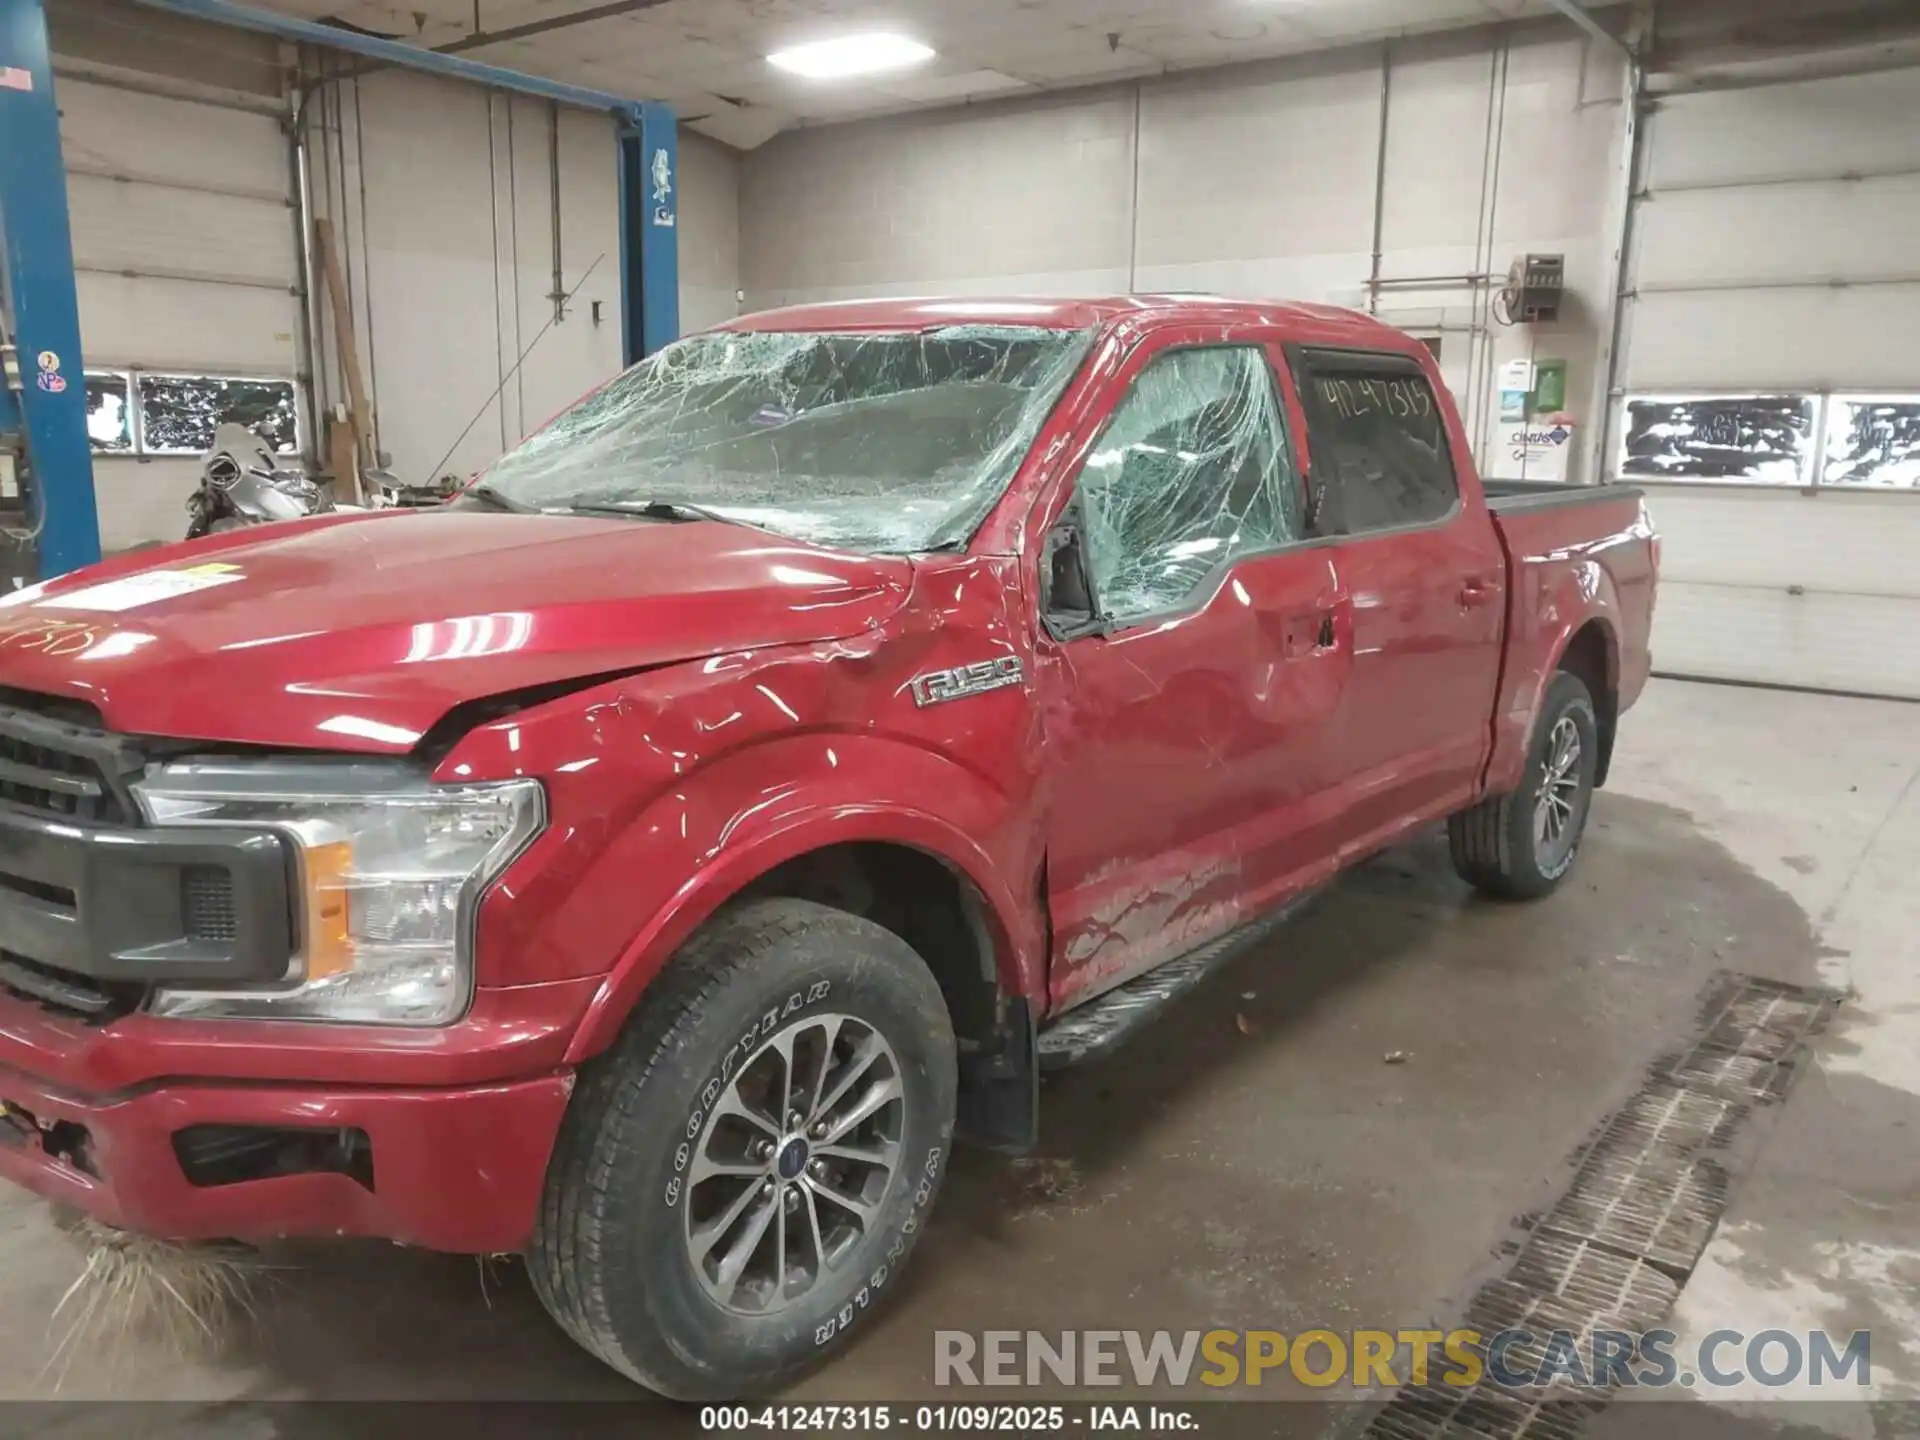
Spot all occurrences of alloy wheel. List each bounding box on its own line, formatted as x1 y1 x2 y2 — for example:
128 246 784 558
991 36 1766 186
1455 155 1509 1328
683 1012 906 1315
1533 715 1585 868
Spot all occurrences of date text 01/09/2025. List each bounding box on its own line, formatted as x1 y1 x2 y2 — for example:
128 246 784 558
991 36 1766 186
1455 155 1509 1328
699 1405 1201 1432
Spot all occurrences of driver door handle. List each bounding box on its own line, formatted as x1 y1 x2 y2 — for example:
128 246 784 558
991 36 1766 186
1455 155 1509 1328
1459 576 1500 608
1283 606 1343 658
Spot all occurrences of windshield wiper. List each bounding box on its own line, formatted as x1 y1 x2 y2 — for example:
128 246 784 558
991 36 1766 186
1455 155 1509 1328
458 483 536 514
563 500 738 526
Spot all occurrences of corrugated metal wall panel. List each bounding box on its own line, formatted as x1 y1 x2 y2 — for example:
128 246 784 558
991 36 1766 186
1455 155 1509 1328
1643 68 1920 189
58 75 295 374
57 76 286 189
1624 67 1920 697
1626 288 1920 393
67 176 296 288
56 71 300 552
1644 488 1920 596
1649 583 1920 699
74 273 298 377
1635 178 1920 292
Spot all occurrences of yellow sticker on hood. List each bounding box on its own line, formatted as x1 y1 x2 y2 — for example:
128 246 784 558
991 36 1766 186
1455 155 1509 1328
39 565 245 613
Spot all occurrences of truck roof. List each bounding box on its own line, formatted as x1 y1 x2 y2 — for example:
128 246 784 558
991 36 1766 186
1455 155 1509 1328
718 294 1410 347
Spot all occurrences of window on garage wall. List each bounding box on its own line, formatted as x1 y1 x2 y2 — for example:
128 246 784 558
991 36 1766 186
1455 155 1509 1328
1619 393 1920 489
137 375 300 455
85 372 301 458
1618 395 1818 486
84 374 133 452
1822 396 1920 489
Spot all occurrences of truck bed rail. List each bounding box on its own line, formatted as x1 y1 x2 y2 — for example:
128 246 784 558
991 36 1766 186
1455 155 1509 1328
1483 480 1645 515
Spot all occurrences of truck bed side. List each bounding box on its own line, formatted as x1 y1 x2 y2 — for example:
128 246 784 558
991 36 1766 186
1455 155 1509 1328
1483 484 1659 797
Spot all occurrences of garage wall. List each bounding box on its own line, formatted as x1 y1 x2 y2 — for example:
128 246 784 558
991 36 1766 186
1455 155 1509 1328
679 132 743 335
1618 64 1920 698
311 72 610 489
51 0 739 548
311 75 742 489
739 21 1629 479
1624 68 1920 392
50 0 296 552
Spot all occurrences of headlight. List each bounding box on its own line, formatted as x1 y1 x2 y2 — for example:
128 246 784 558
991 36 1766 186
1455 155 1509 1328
132 760 544 1026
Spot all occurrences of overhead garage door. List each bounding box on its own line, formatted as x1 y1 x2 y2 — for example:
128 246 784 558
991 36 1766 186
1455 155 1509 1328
1615 65 1920 699
55 69 300 550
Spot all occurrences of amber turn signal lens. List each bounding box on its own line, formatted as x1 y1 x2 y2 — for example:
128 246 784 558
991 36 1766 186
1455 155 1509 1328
302 839 356 979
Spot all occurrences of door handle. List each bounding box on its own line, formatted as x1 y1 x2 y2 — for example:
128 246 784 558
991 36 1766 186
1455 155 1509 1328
1283 607 1342 658
1458 577 1499 607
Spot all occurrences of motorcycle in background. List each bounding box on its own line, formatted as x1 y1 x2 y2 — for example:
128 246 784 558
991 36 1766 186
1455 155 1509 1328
185 423 339 539
184 424 463 539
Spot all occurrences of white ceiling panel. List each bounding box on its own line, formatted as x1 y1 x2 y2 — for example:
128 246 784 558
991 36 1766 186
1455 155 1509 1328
252 0 1562 146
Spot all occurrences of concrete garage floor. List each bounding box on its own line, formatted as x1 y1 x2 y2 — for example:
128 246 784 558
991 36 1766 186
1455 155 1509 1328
0 678 1914 1437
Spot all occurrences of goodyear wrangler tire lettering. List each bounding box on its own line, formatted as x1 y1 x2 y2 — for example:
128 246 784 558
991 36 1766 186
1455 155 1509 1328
811 1142 945 1350
670 981 839 1210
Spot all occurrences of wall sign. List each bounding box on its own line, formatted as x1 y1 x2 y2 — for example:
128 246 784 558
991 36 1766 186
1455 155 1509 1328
1496 418 1576 483
650 147 676 228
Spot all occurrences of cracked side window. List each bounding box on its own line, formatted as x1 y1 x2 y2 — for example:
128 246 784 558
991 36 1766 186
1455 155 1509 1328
1075 346 1300 626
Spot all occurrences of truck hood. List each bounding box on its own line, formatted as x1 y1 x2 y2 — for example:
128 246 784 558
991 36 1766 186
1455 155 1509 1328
0 510 913 754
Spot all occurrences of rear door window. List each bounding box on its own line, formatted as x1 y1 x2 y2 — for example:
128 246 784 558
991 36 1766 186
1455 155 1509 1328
1291 349 1459 535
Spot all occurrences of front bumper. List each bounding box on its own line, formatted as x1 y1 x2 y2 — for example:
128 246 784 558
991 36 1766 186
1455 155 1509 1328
0 1060 574 1252
0 976 600 1252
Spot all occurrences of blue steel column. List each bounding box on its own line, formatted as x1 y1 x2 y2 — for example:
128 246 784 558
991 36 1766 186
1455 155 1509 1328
617 100 679 364
0 0 102 575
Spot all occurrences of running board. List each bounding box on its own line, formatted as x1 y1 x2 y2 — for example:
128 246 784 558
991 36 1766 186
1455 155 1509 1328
1036 891 1320 1069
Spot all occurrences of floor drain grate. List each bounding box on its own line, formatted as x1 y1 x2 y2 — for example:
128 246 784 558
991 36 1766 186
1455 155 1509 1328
1370 1385 1601 1440
1473 1232 1683 1336
1361 973 1841 1440
1533 1081 1747 1275
1654 973 1839 1102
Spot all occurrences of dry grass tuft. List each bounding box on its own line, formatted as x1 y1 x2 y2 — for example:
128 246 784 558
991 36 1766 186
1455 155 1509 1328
42 1216 271 1388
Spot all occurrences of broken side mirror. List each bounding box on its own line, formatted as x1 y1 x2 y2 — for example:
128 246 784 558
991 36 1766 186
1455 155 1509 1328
1041 508 1101 640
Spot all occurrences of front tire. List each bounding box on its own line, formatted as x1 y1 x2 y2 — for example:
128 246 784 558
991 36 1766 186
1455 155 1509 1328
529 898 957 1399
1449 670 1599 900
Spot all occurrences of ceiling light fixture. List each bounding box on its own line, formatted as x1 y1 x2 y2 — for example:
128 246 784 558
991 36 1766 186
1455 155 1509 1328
768 34 936 79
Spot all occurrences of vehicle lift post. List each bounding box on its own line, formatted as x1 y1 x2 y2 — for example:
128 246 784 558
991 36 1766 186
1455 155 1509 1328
0 0 104 582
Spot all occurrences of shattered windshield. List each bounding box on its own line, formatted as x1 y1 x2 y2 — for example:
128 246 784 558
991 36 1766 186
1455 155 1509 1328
474 324 1095 552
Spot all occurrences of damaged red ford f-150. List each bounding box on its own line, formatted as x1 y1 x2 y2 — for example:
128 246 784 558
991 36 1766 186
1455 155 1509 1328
0 296 1655 1397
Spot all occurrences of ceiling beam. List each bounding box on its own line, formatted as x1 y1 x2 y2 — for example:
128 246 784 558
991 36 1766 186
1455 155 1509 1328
433 0 673 56
1544 0 1631 53
120 0 660 115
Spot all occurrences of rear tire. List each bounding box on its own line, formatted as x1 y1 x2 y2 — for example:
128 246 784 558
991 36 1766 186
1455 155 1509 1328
1449 671 1599 900
529 897 957 1400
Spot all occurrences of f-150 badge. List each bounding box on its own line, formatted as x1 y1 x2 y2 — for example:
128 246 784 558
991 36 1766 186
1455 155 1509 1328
911 655 1024 707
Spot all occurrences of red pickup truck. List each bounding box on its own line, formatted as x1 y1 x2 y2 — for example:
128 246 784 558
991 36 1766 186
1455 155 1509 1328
0 296 1654 1397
